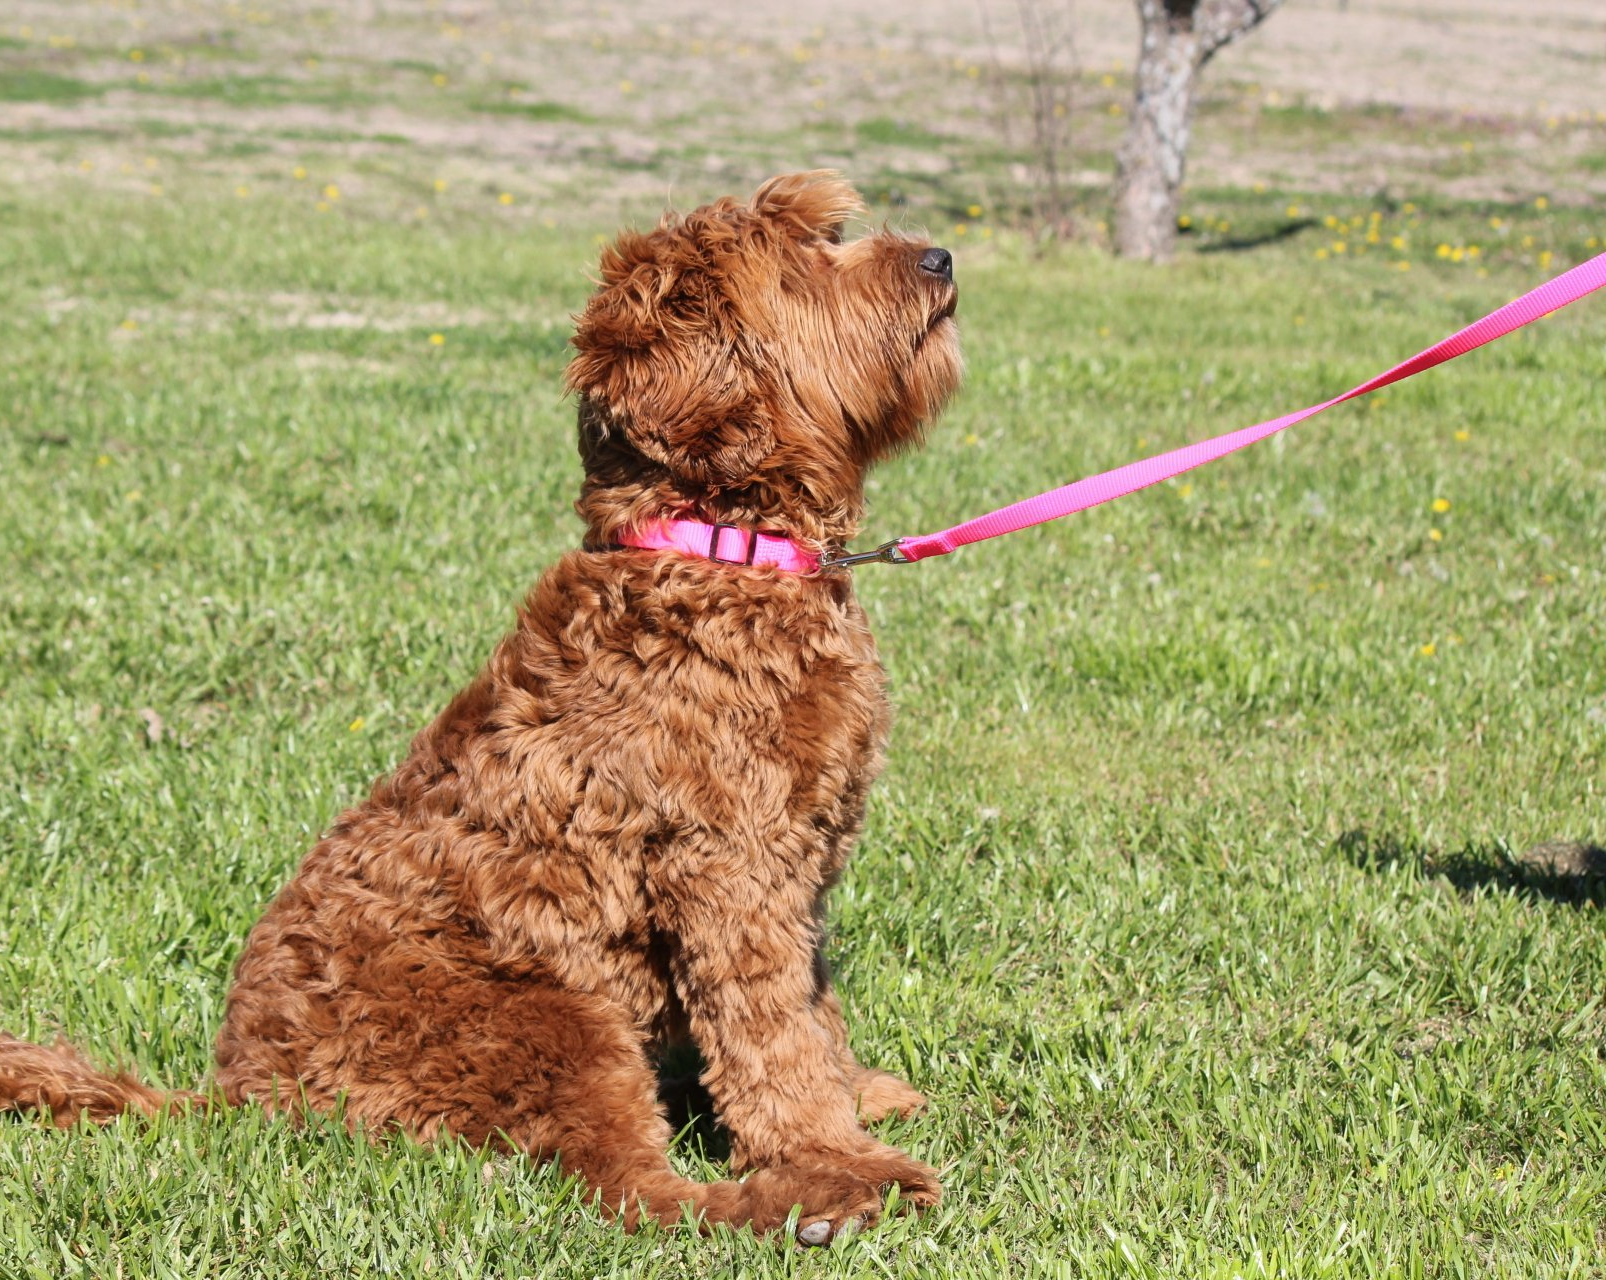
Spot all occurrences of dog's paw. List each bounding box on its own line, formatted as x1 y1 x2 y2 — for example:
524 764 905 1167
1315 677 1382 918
851 1068 927 1123
838 1143 942 1209
737 1163 883 1245
790 1141 941 1211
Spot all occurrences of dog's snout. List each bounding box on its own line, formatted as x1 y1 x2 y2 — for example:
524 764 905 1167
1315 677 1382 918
918 247 953 282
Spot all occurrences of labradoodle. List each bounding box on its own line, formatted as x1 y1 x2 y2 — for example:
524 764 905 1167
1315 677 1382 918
0 171 963 1244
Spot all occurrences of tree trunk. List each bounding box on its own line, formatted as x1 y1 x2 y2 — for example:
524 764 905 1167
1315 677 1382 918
1114 0 1287 263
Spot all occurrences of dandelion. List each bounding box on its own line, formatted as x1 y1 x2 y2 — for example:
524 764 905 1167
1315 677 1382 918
1402 201 1417 214
235 185 250 198
293 165 307 180
1097 326 1111 339
1395 261 1412 272
1431 498 1451 513
432 73 448 87
433 178 448 193
1177 483 1193 499
1539 250 1553 270
1534 196 1549 210
1489 216 1504 230
953 223 968 236
129 48 144 61
963 433 980 446
1314 248 1329 261
980 226 993 239
1100 73 1115 88
1285 203 1302 218
1107 102 1122 116
322 183 341 201
149 183 163 196
349 717 366 732
428 333 445 346
1419 643 1437 657
498 192 514 205
1454 430 1470 442
1331 241 1347 254
966 203 982 218
1255 557 1272 569
618 79 634 94
79 159 93 172
1429 528 1444 542
1390 235 1406 250
96 454 111 467
1435 243 1451 259
126 490 142 502
1177 214 1192 229
120 319 138 331
315 200 330 213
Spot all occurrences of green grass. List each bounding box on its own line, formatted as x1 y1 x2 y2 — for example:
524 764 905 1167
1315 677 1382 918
2 73 1604 1280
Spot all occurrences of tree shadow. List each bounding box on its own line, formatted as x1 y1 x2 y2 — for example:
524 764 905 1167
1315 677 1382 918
1337 829 1606 908
1195 218 1318 254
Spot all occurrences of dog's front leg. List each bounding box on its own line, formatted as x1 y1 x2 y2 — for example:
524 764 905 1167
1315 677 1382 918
809 981 929 1124
668 877 940 1209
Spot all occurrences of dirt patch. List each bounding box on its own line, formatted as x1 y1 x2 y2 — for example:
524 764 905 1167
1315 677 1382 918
4 0 1602 214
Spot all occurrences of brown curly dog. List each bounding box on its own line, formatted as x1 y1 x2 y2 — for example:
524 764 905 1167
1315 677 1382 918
0 171 962 1244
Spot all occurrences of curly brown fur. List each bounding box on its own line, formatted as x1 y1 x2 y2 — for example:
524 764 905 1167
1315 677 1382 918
0 172 961 1243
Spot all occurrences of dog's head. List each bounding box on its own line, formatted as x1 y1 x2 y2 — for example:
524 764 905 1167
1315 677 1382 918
566 171 962 545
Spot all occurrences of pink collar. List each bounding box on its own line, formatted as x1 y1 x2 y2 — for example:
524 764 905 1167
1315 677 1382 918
616 518 821 574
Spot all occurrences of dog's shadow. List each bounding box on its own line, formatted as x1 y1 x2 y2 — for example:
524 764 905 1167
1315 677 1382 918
1338 828 1606 908
655 1043 731 1161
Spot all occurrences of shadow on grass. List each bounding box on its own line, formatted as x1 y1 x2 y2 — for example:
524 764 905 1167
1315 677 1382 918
1338 828 1606 908
1195 218 1319 254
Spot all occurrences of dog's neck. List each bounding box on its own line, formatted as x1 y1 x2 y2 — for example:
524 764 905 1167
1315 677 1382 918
575 471 867 555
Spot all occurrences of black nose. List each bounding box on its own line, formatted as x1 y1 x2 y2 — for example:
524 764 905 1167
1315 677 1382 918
918 247 953 281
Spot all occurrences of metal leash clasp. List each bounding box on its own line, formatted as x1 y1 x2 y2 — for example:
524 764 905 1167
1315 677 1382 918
817 538 911 571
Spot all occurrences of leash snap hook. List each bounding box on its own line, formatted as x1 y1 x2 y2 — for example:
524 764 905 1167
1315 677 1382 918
818 538 911 570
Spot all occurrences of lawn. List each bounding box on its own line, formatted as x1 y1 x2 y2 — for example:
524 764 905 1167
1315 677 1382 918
3 7 1605 1278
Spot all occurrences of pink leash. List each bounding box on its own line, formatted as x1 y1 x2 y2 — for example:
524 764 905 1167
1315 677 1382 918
823 251 1606 570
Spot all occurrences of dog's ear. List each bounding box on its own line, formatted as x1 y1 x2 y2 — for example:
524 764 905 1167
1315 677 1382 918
567 236 775 487
750 170 864 244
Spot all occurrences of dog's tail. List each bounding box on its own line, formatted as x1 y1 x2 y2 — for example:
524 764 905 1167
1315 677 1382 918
0 1032 208 1127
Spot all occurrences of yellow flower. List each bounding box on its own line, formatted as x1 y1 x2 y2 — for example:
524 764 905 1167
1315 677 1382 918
1402 202 1417 214
293 165 307 180
348 717 366 732
1255 557 1272 569
322 183 341 201
1314 248 1329 261
1177 483 1193 499
1332 241 1347 254
1390 235 1406 250
1428 528 1444 542
1177 214 1192 229
953 223 968 236
618 79 634 94
1107 103 1122 116
120 318 138 331
1454 429 1470 442
498 192 514 205
1285 204 1302 218
432 73 447 87
433 178 448 193
125 490 142 502
428 333 445 346
1431 498 1451 513
235 185 250 198
963 433 980 446
96 454 111 467
1488 216 1503 230
1538 250 1553 270
1435 243 1451 259
1419 643 1436 657
1395 261 1412 272
129 48 144 62
1534 196 1549 211
966 204 982 218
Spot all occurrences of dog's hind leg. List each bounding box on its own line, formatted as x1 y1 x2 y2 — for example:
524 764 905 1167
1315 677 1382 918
220 951 881 1243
